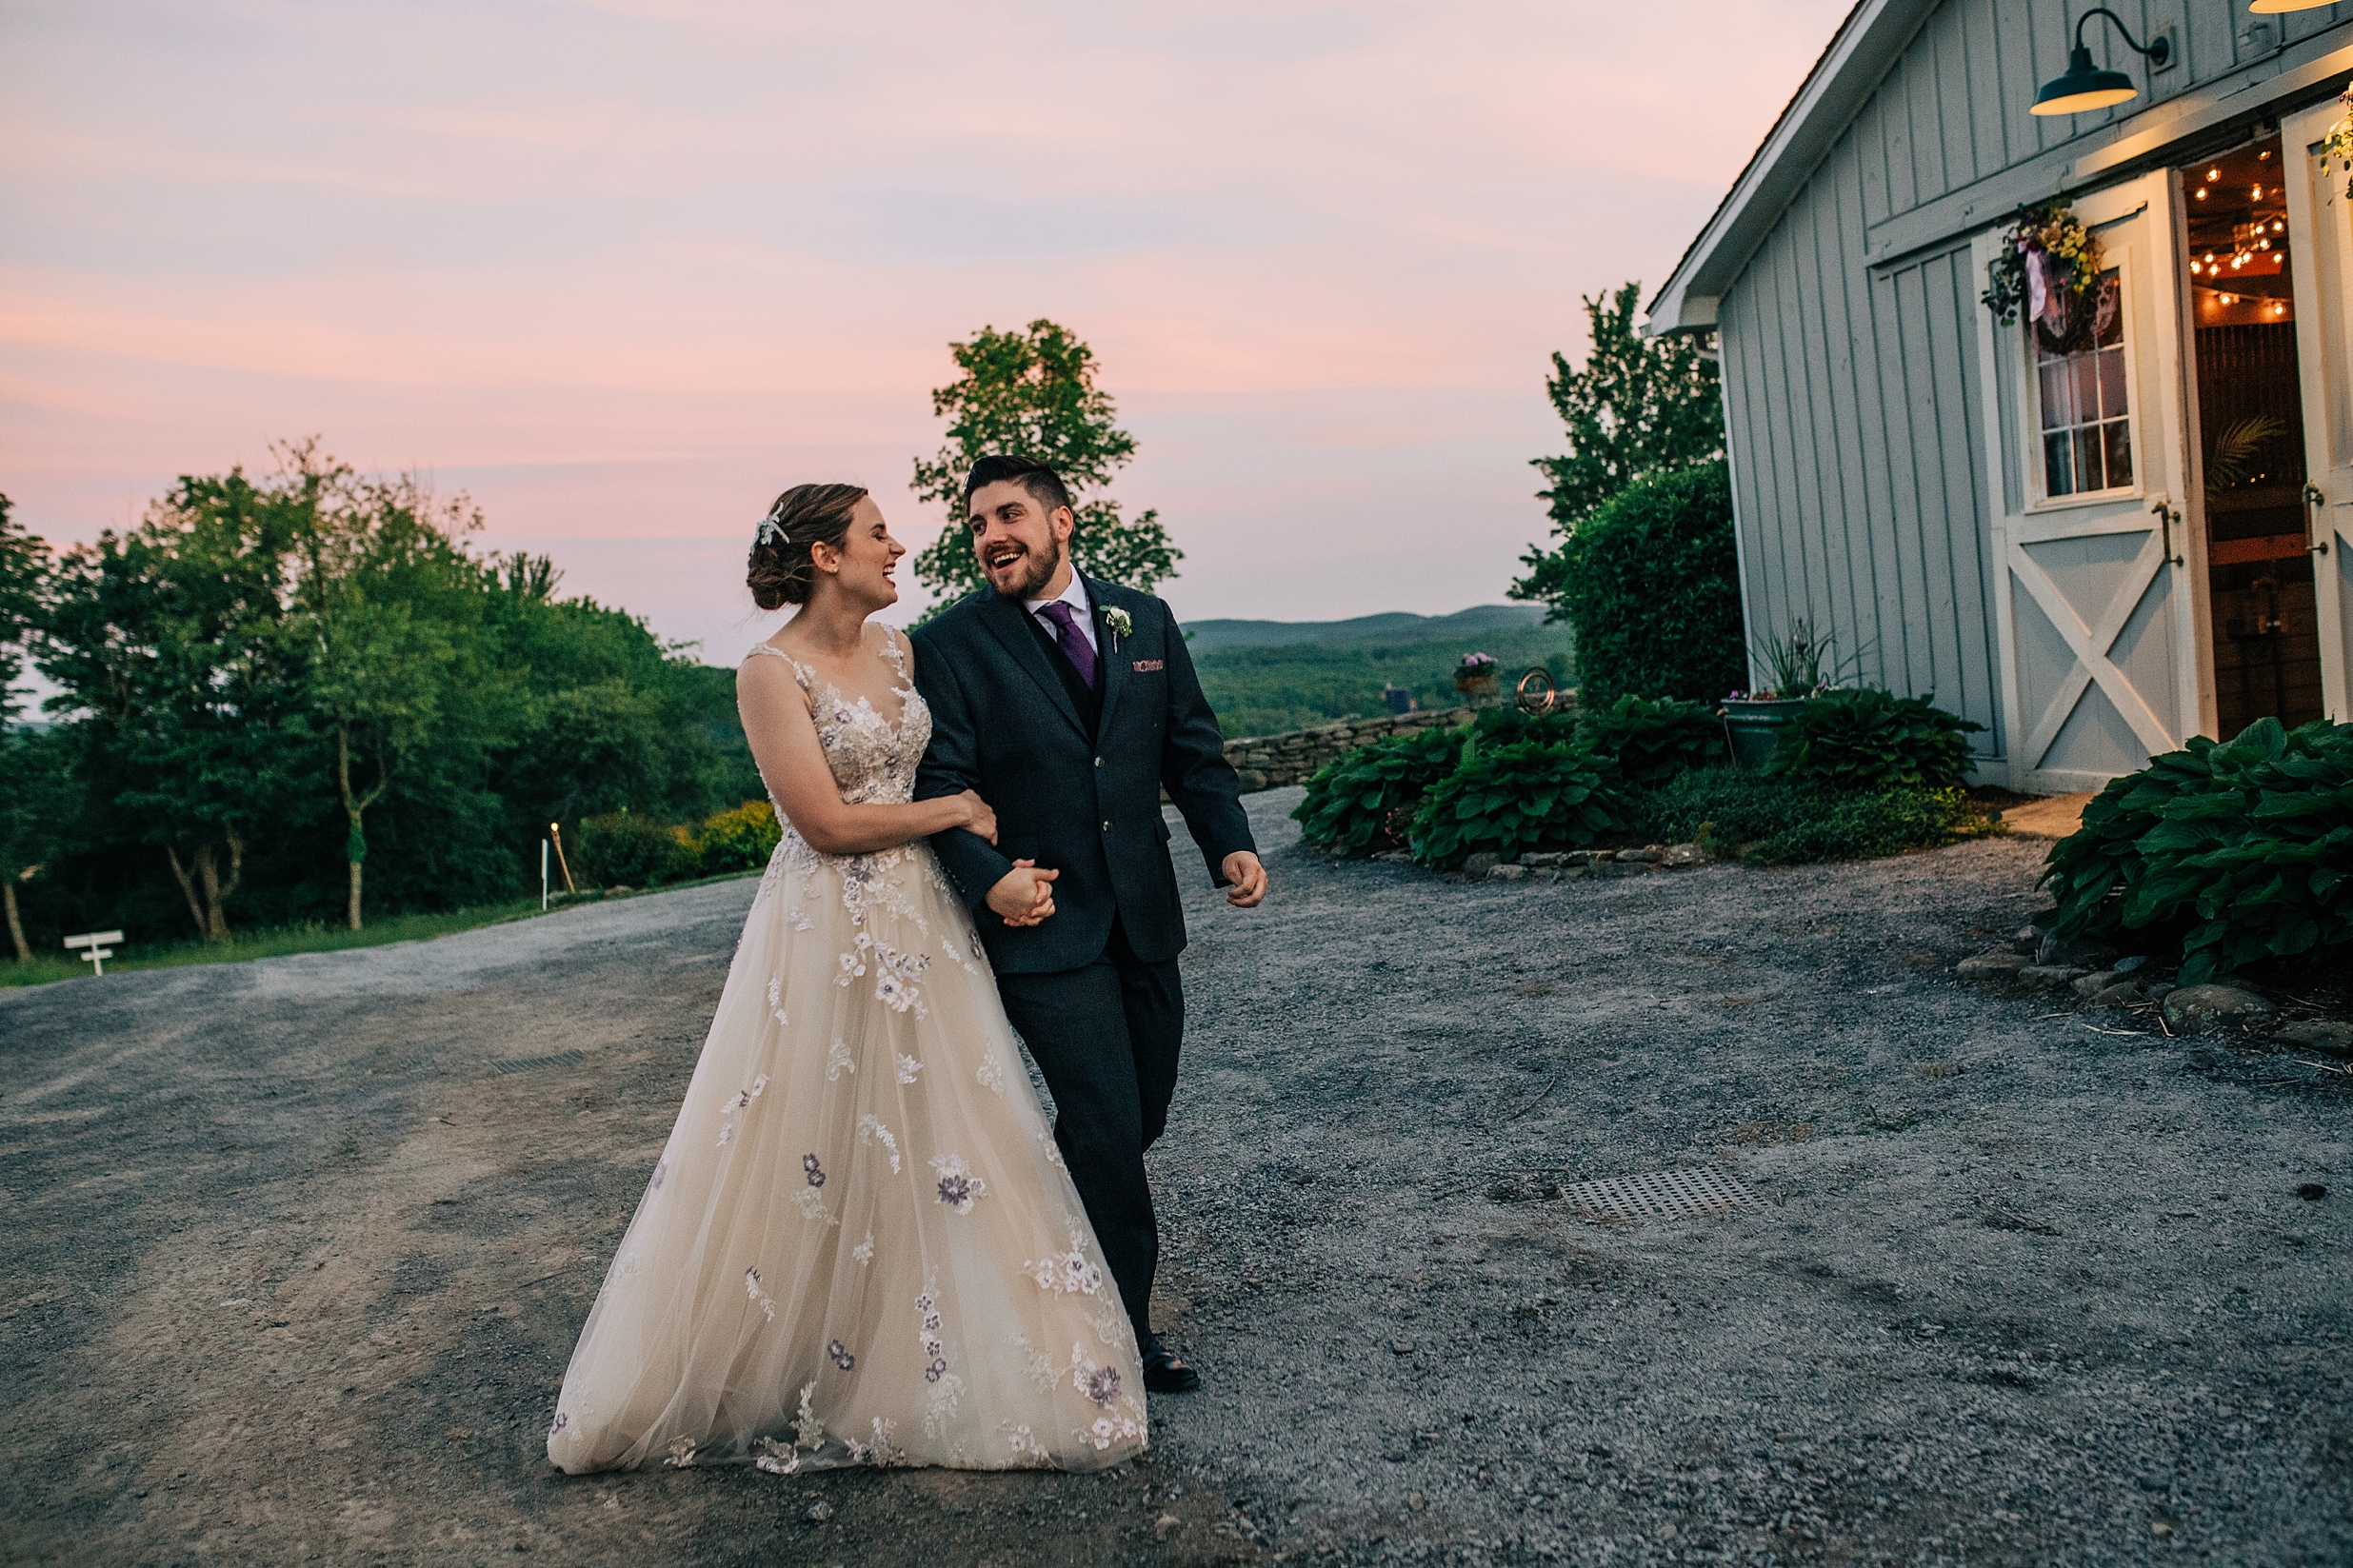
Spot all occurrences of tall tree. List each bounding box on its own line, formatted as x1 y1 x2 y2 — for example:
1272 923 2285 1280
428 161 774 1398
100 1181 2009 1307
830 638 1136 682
284 451 477 930
44 470 314 939
908 319 1182 608
1511 282 1725 615
0 493 58 960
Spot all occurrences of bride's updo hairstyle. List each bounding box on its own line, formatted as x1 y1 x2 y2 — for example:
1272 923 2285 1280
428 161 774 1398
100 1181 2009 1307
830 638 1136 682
748 483 869 609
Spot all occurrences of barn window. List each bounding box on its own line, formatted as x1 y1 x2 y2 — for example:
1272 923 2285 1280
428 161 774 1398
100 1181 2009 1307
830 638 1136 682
2034 268 2131 497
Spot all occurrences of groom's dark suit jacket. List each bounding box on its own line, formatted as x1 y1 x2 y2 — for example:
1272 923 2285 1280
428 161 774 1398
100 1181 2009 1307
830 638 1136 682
910 576 1254 975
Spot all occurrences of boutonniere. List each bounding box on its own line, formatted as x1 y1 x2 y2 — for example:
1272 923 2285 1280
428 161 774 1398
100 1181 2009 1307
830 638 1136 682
1102 606 1132 650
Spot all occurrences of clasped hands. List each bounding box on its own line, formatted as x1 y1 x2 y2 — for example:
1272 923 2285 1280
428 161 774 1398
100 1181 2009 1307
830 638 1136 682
984 848 1267 927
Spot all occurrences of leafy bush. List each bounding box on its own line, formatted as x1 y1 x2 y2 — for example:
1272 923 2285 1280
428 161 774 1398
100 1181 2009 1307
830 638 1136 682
1576 694 1727 789
1638 768 1995 864
1410 738 1626 868
1766 687 1982 791
1531 461 1744 708
682 800 782 875
1469 705 1579 747
2036 717 2353 983
1292 724 1467 857
571 811 687 888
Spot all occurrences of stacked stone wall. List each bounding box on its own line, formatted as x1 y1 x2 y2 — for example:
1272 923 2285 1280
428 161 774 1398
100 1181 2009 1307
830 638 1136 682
1217 706 1473 793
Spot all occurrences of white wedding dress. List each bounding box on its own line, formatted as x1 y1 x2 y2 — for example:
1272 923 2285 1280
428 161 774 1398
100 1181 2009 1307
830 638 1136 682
547 630 1147 1475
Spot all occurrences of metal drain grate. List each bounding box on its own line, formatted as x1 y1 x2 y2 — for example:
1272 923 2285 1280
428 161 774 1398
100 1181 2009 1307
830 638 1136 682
485 1048 589 1077
1560 1165 1764 1221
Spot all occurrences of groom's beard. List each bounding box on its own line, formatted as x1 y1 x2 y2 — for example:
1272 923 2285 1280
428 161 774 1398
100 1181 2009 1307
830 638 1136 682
986 544 1062 601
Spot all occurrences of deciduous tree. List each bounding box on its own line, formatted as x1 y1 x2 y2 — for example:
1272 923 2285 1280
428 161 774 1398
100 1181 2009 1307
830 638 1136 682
909 320 1181 608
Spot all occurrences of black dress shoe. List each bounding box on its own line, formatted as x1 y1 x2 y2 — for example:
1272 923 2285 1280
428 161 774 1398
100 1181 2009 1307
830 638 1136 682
1142 1344 1202 1394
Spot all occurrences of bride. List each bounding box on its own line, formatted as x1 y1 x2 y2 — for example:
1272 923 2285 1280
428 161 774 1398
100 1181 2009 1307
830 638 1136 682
547 483 1147 1476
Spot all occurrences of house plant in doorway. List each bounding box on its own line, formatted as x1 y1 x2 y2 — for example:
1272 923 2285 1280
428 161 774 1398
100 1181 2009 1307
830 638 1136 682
1721 619 1858 769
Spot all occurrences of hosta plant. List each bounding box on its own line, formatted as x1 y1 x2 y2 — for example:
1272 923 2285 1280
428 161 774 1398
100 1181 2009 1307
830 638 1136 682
1766 686 1982 791
1409 738 1626 869
1291 724 1467 857
2037 717 2353 983
1576 693 1727 789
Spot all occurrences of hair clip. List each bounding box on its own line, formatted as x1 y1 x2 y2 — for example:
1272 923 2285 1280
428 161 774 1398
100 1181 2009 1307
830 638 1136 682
755 504 785 546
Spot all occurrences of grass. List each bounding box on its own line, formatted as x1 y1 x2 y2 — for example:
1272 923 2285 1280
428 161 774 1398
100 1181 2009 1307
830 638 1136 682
1193 625 1572 739
1 869 761 990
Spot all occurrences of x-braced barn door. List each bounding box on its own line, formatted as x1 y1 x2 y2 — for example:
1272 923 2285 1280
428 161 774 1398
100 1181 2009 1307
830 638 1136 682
2283 97 2353 721
1976 171 2199 792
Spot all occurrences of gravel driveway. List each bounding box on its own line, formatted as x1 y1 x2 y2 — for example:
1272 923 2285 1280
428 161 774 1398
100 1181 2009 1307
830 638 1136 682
3 786 2346 1566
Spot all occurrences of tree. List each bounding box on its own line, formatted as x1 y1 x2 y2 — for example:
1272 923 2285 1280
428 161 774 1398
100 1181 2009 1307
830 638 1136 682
909 319 1182 608
284 449 477 930
44 469 315 940
1511 283 1725 615
1544 461 1745 707
0 492 59 961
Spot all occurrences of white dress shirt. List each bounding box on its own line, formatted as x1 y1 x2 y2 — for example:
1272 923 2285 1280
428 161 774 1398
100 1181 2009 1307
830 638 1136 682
1024 574 1098 655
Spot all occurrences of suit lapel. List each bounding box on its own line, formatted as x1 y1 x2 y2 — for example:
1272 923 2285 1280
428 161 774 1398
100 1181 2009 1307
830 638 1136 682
979 590 1087 741
1089 576 1130 742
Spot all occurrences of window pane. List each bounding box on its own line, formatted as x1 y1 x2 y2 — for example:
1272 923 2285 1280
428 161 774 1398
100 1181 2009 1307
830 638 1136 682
2103 419 2133 488
2093 271 2123 347
2076 426 2106 492
2096 347 2127 421
2045 431 2076 496
2071 354 2102 427
2040 361 2073 429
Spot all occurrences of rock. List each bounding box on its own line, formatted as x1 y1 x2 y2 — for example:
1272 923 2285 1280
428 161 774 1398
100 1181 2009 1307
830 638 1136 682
2296 1182 2327 1201
2016 964 2086 991
1556 865 1588 882
2085 982 2143 1008
2111 954 2150 975
805 1500 834 1523
2035 932 2116 967
1370 850 1413 865
2162 984 2277 1035
1660 844 1705 867
2072 970 2121 998
1390 1340 1414 1355
1956 951 2030 981
1616 847 1663 863
1154 1514 1185 1539
2277 1022 2353 1057
1488 863 1527 882
1519 851 1568 868
2013 924 2042 954
2144 982 2176 1002
1461 852 1503 877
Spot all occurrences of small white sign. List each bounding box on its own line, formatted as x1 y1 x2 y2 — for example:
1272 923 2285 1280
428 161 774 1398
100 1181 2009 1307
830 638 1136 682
64 930 125 976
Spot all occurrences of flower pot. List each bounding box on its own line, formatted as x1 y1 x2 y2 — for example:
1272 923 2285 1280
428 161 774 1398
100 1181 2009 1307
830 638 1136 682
1722 697 1809 769
1454 671 1499 703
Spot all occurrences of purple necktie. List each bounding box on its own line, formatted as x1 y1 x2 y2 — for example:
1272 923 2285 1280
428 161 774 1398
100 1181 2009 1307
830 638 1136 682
1038 601 1099 690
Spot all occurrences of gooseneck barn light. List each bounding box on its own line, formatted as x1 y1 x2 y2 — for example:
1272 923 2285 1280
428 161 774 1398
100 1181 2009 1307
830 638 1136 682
2246 0 2331 13
2031 8 2172 116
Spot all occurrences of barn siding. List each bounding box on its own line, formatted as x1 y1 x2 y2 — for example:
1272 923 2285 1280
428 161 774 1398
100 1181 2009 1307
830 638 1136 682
1709 0 2353 763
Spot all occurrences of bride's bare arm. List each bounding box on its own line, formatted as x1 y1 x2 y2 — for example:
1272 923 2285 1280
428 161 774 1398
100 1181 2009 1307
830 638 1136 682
738 654 994 854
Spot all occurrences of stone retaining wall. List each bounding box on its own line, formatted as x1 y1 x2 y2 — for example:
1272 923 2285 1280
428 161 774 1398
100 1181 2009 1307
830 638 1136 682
1218 706 1473 793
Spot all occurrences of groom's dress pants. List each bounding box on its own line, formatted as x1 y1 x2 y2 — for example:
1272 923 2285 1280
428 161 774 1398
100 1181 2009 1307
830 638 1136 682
994 915 1182 1347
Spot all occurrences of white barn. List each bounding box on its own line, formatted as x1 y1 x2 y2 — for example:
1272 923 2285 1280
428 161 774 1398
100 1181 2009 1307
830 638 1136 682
1650 0 2353 788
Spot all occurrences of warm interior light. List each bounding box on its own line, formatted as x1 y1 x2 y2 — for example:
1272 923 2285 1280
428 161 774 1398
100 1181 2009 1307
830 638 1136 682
2252 186 2263 199
2207 169 2221 181
2196 188 2207 199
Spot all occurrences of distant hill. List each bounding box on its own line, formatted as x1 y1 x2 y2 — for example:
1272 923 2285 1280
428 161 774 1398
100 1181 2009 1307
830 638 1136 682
1183 605 1570 740
1183 604 1546 654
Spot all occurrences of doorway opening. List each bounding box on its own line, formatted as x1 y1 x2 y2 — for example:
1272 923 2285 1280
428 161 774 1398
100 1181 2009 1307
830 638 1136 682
2182 134 2324 737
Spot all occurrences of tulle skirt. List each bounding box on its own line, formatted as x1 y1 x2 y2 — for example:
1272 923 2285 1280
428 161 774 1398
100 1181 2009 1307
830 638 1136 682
546 832 1147 1475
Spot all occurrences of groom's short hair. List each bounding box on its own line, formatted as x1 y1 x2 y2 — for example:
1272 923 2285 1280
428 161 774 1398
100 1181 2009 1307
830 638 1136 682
963 455 1074 521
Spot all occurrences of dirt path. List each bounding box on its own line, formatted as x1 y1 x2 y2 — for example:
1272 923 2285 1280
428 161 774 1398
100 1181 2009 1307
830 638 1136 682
4 792 2346 1566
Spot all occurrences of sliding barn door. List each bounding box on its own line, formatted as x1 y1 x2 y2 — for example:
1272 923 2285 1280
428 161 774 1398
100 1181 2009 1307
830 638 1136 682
1976 171 2199 792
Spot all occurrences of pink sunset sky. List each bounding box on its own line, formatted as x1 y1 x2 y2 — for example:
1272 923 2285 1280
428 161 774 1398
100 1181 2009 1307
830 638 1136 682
2 0 1847 664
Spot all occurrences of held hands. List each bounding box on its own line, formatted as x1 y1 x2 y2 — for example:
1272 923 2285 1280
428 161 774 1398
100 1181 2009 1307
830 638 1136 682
1221 850 1267 907
986 859 1058 927
955 789 998 845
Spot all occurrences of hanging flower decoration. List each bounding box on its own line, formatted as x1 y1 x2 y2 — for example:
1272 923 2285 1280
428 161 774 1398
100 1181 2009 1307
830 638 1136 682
2322 82 2353 201
1982 199 2104 327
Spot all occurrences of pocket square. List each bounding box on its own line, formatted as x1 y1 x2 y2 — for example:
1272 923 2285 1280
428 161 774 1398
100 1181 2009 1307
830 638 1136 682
1131 659 1165 672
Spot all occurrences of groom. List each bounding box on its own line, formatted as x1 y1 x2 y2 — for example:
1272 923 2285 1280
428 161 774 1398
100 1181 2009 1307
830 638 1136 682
911 455 1265 1395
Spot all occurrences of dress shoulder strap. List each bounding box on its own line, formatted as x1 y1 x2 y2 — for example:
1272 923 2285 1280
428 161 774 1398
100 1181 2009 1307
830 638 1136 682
745 643 815 693
877 625 908 680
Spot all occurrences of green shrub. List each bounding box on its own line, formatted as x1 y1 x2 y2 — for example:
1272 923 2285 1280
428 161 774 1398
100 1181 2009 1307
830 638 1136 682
1468 705 1580 746
2036 717 2353 983
1638 768 1995 864
684 800 782 875
1577 694 1727 789
1765 687 1982 791
1410 738 1626 868
1539 461 1745 708
572 811 687 887
1292 724 1467 857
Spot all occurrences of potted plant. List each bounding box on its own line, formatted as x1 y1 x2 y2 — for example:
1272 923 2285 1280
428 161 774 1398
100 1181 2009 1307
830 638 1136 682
1721 619 1859 768
1454 651 1501 705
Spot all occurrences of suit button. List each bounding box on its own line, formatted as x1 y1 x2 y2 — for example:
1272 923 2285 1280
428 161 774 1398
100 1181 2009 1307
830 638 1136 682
1102 821 1112 832
1094 756 1103 767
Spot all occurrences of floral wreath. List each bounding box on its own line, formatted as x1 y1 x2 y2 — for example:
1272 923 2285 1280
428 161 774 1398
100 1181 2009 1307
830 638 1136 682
2323 82 2353 201
1982 199 2104 328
